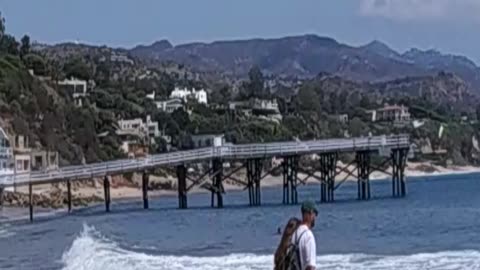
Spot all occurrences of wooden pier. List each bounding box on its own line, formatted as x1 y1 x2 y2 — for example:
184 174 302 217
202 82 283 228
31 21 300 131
0 135 410 222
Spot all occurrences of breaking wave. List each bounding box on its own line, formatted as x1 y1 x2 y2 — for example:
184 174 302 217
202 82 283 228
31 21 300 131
0 223 15 238
61 224 480 270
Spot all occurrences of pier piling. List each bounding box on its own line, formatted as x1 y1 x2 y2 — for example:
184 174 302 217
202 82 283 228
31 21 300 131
176 165 188 209
283 156 298 204
211 159 224 208
142 172 149 209
246 158 263 206
0 187 3 207
356 151 371 200
392 148 408 197
67 180 72 212
319 153 338 203
103 176 111 212
29 182 33 222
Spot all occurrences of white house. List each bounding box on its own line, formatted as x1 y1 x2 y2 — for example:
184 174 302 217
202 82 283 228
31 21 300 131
155 98 184 113
170 87 208 104
117 115 160 139
146 91 155 100
117 118 144 136
58 77 88 98
368 104 411 123
252 99 279 112
58 77 89 107
191 134 225 148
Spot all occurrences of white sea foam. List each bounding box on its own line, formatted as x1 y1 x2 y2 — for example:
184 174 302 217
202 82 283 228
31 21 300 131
62 224 480 270
0 223 15 238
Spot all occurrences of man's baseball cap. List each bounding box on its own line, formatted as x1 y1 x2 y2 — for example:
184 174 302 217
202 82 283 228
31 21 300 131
301 200 318 216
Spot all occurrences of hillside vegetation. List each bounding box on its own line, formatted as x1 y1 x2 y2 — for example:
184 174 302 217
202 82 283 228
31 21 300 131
1 12 480 167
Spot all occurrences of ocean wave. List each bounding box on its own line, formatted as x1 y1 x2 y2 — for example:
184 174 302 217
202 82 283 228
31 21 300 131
62 224 480 270
0 223 15 239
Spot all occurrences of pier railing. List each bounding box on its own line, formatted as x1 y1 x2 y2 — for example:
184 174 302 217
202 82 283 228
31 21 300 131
0 134 409 187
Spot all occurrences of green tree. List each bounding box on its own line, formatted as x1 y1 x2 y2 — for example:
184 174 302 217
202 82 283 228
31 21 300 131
0 35 19 55
63 58 91 80
23 54 46 75
296 85 320 113
349 117 368 137
20 35 30 57
240 66 265 99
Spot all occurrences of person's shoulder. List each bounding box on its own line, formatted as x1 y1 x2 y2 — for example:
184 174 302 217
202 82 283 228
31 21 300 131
306 229 315 239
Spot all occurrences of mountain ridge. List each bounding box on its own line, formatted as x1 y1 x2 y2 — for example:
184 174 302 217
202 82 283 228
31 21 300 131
126 34 480 92
34 34 480 92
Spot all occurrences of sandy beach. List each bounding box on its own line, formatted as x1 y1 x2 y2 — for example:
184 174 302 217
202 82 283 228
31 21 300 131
3 161 480 209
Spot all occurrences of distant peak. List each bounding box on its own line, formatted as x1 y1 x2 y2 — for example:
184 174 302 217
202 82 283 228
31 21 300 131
361 39 400 58
364 40 389 48
133 40 172 51
362 40 393 51
150 40 173 50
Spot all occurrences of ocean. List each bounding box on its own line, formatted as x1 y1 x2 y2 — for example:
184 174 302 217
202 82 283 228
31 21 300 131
1 173 480 269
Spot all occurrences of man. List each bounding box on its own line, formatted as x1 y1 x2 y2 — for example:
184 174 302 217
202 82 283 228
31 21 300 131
291 200 318 270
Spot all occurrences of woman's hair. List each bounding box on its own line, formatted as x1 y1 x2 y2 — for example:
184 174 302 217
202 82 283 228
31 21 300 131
274 217 301 270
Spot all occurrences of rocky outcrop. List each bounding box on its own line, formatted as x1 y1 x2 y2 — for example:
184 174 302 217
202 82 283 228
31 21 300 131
2 190 102 209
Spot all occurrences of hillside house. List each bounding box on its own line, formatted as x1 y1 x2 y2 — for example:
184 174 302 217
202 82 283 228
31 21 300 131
251 98 282 122
117 115 161 155
191 134 225 148
155 98 184 113
11 135 31 173
31 151 59 171
58 77 89 107
120 139 149 158
252 99 279 113
7 134 60 173
367 104 411 123
170 87 208 104
117 115 160 139
336 114 349 124
228 99 281 120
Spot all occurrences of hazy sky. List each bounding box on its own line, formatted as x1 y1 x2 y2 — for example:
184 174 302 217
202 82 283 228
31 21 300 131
1 0 478 62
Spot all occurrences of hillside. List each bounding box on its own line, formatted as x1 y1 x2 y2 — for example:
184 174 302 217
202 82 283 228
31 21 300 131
1 10 480 169
308 72 476 111
129 35 480 92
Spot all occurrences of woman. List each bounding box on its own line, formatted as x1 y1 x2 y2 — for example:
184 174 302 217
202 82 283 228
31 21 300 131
274 217 301 270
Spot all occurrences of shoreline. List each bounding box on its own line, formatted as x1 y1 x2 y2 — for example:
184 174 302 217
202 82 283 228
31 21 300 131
1 162 480 215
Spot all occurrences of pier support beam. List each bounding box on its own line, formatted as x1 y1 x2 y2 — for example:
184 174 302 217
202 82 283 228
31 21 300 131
211 159 224 208
142 172 149 209
29 182 33 222
283 156 299 205
392 148 409 197
177 165 188 209
356 151 371 200
319 153 338 203
103 176 111 212
0 186 3 207
67 180 72 213
247 158 263 206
